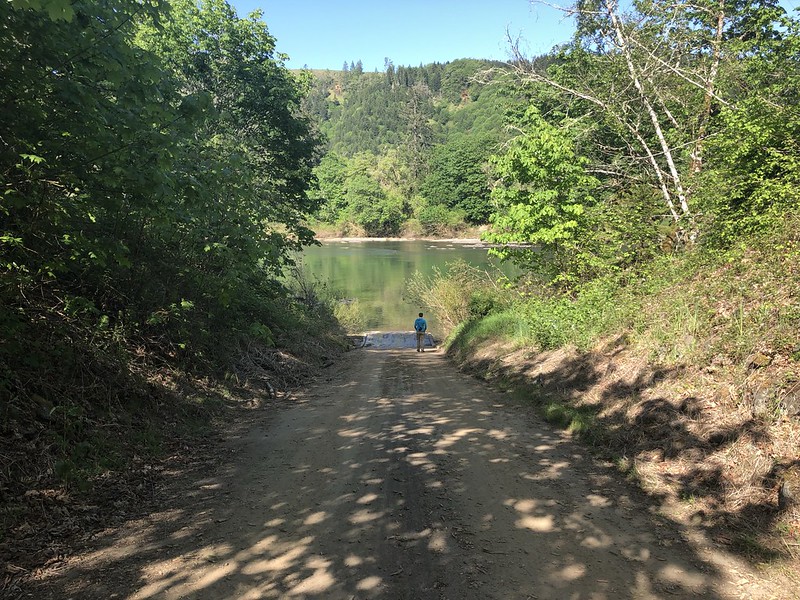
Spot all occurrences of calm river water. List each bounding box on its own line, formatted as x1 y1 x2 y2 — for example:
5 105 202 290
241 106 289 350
299 239 512 332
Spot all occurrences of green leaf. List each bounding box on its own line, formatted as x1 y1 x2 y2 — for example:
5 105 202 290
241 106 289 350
9 0 74 21
19 153 45 164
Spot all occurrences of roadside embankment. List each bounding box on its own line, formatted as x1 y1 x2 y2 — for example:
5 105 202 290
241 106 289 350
424 216 800 581
446 328 800 578
1 324 347 597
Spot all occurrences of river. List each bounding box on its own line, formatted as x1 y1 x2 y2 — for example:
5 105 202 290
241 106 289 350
298 239 513 332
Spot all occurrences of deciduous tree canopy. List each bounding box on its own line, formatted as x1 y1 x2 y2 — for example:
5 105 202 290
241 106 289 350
1 0 324 407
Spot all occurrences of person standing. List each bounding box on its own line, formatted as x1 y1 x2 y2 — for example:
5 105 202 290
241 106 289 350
414 312 427 352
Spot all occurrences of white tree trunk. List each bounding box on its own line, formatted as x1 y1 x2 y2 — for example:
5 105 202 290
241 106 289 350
691 0 726 174
605 0 690 218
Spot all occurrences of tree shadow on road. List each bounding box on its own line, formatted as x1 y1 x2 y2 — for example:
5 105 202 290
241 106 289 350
23 348 783 599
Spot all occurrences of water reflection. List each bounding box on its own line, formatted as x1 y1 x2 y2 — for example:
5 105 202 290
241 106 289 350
299 240 513 331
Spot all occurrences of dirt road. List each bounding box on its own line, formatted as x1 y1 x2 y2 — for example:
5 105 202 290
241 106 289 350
34 347 783 599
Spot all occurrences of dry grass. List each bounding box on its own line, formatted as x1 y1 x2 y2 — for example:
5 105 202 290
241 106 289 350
450 331 800 573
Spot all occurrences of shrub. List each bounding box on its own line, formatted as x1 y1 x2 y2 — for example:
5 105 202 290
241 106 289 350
344 175 404 236
416 204 467 236
405 259 508 335
333 299 367 334
468 289 500 319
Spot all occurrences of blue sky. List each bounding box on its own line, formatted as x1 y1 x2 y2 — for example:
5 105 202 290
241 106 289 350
229 0 800 72
228 0 577 71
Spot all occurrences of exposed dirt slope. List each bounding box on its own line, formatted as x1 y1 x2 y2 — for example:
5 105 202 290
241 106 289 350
23 348 791 599
450 334 800 584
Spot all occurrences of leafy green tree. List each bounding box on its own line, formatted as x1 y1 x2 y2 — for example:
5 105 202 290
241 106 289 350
510 0 792 247
373 148 414 203
139 0 320 235
0 0 191 430
698 7 800 244
344 175 403 236
312 152 349 222
1 0 322 383
132 0 321 345
484 107 602 287
1 0 183 317
401 82 435 184
421 136 494 224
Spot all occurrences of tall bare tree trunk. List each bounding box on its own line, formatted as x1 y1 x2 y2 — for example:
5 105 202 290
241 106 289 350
605 0 690 219
690 0 726 174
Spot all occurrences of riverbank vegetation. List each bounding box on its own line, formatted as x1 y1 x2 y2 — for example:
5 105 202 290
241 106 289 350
1 0 347 579
440 216 800 568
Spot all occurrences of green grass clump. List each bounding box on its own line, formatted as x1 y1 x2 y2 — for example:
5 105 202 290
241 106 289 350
447 309 531 354
543 402 599 439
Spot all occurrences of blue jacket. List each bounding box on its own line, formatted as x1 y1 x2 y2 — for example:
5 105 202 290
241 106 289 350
414 317 427 332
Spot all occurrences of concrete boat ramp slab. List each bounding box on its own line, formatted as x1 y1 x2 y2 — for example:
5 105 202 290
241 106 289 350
349 331 436 350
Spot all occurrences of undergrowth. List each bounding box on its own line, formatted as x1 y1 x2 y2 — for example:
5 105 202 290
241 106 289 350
0 269 347 577
443 212 800 367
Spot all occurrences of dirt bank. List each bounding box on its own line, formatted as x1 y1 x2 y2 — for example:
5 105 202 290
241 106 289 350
448 334 800 589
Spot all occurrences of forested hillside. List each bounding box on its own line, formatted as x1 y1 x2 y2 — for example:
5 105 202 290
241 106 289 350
303 58 523 236
306 0 798 276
